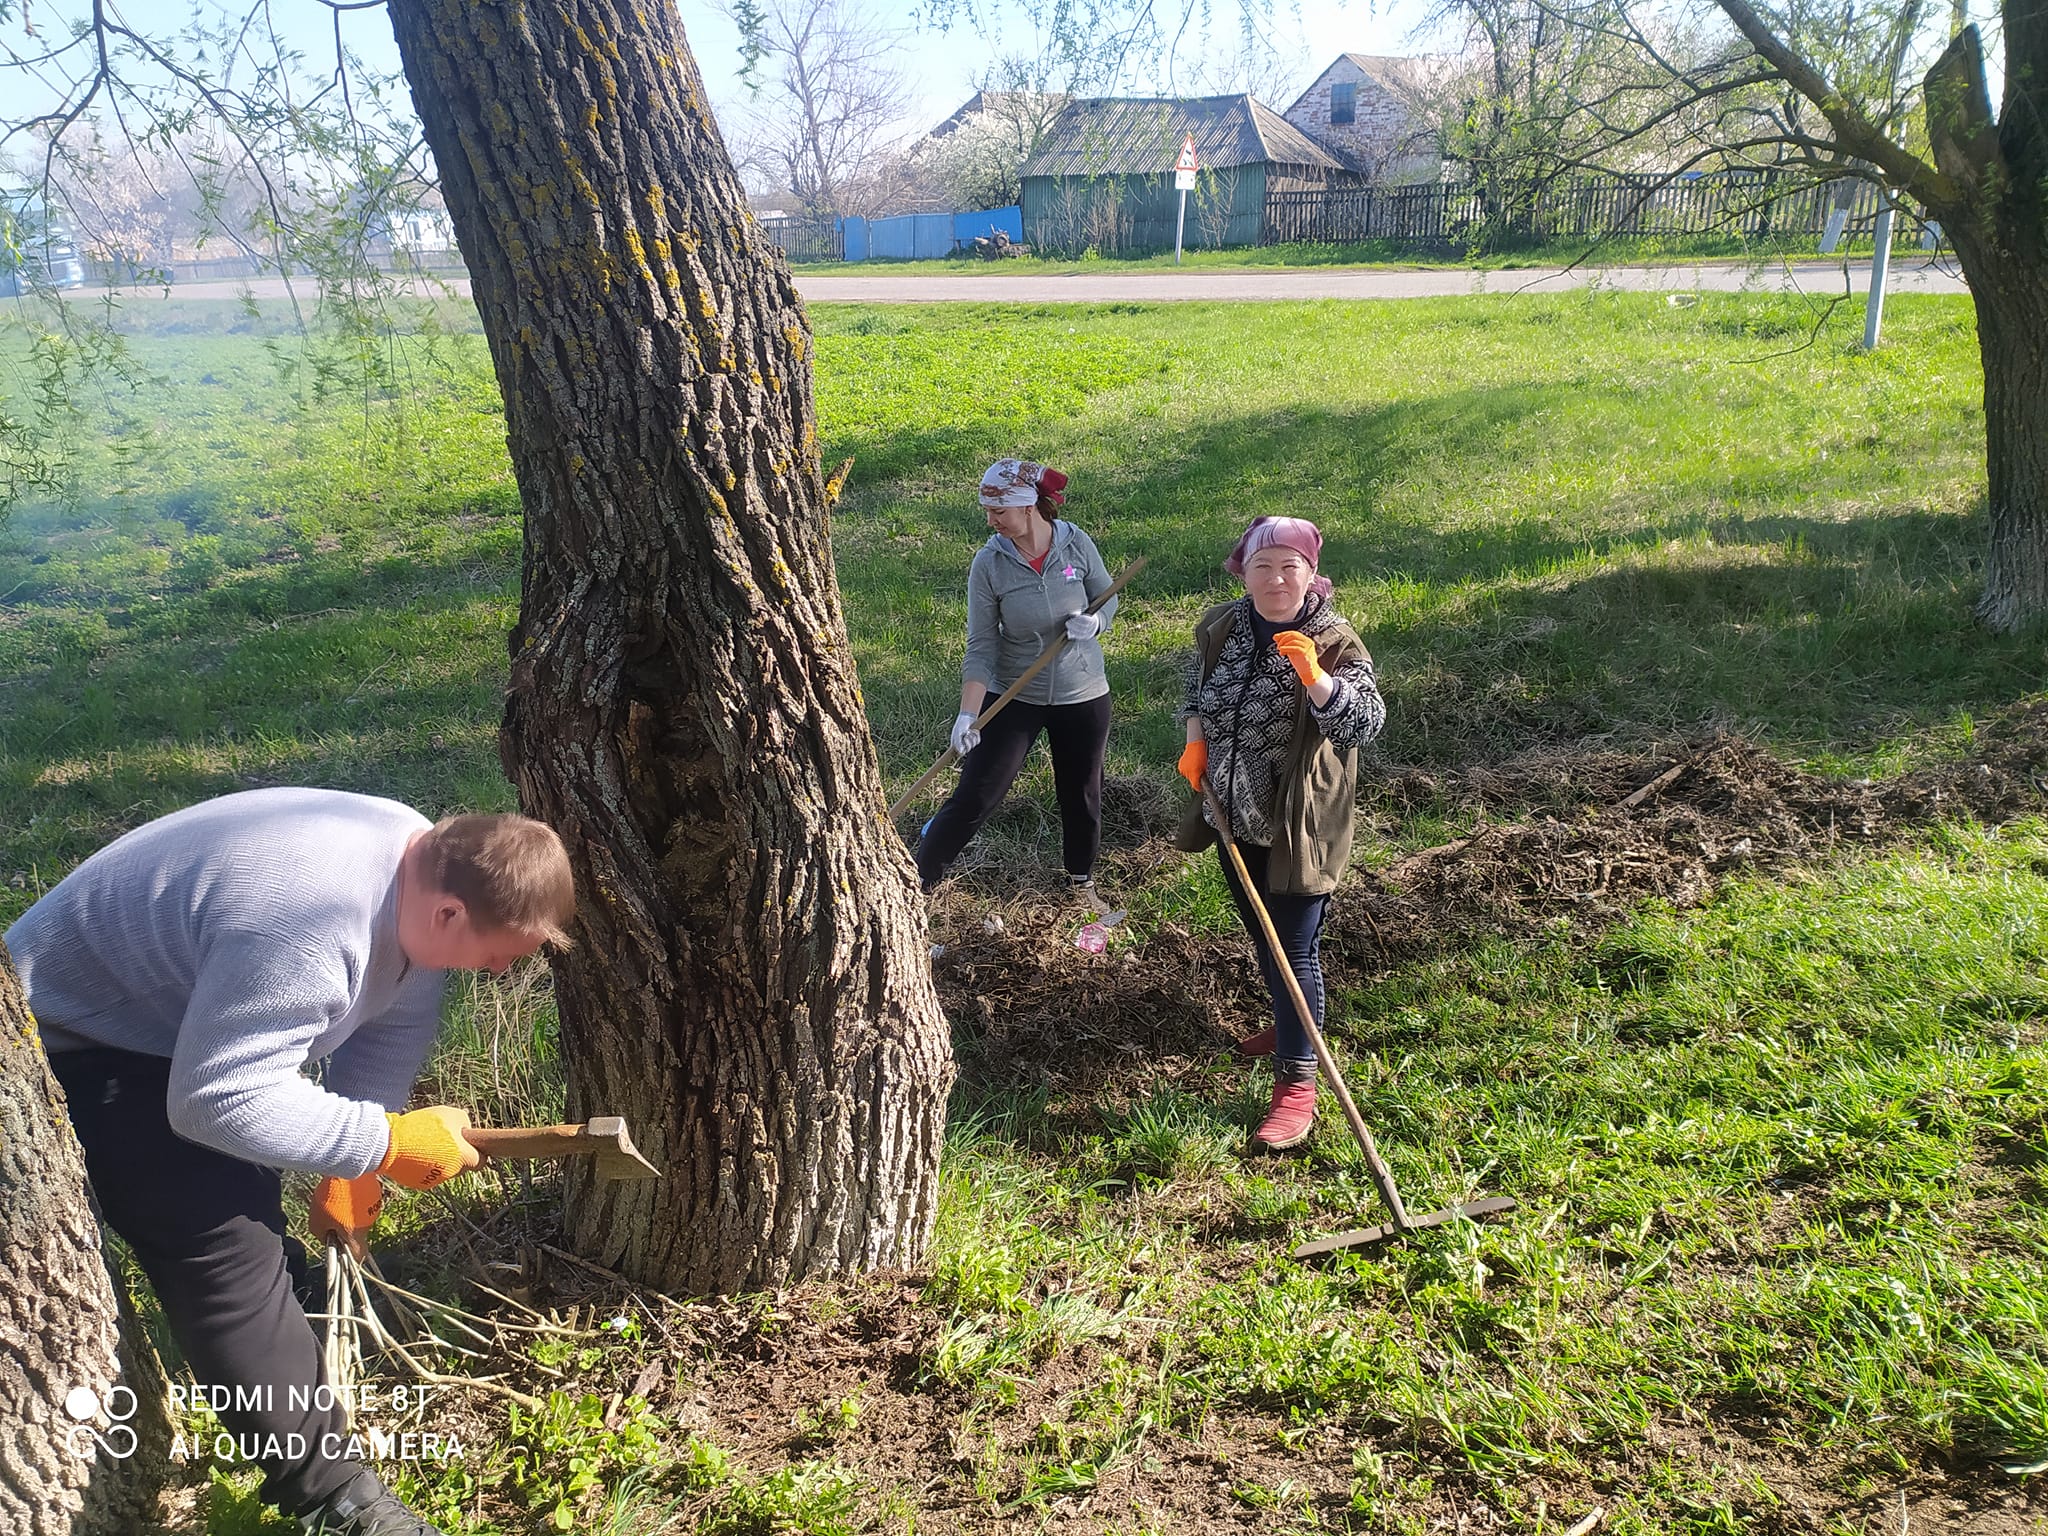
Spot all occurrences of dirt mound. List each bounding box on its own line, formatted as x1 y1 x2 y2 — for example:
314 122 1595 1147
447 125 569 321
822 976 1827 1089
1352 701 2048 961
933 702 2048 1097
931 900 1257 1103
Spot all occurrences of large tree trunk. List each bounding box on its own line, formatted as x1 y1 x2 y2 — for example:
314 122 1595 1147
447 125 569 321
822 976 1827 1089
1956 237 2048 632
1927 21 2048 633
384 0 954 1293
0 942 172 1534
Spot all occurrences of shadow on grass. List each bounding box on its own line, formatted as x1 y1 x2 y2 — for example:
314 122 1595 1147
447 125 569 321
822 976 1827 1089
11 366 2029 906
855 382 2028 793
1375 500 2037 768
0 542 525 904
844 377 1911 627
1062 386 1577 600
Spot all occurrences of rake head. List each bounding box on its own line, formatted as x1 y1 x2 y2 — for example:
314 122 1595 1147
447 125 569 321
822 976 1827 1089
1292 1196 1518 1259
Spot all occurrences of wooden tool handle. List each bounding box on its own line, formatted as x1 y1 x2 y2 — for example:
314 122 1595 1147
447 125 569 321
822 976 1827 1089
889 556 1147 820
463 1125 595 1161
1201 778 1413 1231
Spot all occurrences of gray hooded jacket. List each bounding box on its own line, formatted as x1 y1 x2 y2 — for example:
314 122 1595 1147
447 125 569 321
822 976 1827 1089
963 520 1117 706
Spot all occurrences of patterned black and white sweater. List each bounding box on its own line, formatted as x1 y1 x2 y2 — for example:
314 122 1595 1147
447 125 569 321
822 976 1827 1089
1183 592 1385 847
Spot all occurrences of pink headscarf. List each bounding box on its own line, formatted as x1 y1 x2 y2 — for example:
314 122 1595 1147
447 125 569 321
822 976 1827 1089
1226 516 1332 598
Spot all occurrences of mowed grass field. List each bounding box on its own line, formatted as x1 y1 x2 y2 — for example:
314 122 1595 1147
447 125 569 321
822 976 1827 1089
2 292 2044 1536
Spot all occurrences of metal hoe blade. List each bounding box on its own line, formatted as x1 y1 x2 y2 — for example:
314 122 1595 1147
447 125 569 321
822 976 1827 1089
583 1115 661 1181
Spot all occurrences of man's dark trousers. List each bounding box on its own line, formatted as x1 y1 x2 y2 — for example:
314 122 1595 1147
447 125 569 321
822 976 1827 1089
50 1046 362 1516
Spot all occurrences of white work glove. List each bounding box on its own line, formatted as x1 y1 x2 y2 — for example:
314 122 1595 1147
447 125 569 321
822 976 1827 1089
950 712 981 757
1063 610 1104 641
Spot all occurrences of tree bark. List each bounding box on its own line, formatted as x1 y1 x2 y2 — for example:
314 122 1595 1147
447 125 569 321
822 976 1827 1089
384 0 954 1293
0 942 172 1535
1954 237 2048 632
1925 22 2048 632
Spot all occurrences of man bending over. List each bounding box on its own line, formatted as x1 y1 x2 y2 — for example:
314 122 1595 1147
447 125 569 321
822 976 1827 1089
6 787 575 1536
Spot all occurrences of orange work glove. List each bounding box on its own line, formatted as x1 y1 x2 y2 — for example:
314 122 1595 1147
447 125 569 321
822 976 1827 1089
1272 631 1326 689
310 1173 383 1259
1177 738 1209 791
376 1106 481 1191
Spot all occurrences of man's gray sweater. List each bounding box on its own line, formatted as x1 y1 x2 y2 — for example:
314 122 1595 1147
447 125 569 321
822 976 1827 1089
5 787 448 1178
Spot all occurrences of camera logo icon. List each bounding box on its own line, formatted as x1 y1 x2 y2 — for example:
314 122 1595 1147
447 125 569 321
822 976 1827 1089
63 1384 138 1461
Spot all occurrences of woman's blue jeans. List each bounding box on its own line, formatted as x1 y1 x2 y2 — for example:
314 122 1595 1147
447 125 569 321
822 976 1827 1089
1216 839 1328 1080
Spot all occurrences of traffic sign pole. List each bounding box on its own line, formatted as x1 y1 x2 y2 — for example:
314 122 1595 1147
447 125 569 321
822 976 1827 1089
1173 134 1198 266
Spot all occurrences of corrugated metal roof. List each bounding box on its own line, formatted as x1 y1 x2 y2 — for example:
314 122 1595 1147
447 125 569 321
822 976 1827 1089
1020 95 1343 177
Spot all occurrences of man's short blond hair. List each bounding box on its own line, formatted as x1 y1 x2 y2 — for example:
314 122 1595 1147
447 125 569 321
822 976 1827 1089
416 813 575 947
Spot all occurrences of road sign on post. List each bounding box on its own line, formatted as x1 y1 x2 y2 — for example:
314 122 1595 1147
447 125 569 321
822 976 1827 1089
1173 135 1198 264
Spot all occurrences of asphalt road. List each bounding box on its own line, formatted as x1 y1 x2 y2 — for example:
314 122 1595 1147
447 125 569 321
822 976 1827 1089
793 259 1968 302
72 257 1967 306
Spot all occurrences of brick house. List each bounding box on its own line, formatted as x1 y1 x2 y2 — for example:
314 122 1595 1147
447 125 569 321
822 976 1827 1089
1284 55 1443 182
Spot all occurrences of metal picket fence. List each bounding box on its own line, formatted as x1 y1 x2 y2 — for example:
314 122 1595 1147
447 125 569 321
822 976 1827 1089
756 215 843 264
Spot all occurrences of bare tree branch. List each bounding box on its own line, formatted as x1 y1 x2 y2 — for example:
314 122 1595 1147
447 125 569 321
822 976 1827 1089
1706 0 1952 204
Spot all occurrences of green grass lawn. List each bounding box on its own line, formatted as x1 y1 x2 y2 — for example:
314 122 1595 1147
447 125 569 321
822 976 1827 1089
2 290 2018 898
1 292 2042 1534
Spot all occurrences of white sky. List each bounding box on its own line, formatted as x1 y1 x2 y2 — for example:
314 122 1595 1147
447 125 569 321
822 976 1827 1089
20 0 1434 150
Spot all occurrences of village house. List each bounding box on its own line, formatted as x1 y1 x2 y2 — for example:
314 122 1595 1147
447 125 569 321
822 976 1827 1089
1019 94 1355 253
1284 55 1444 182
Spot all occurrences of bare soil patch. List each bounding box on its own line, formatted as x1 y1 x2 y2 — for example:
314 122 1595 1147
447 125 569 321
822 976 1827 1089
1356 703 2048 957
933 703 2048 1100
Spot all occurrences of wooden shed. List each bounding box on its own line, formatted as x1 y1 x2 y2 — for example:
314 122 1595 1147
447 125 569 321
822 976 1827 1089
1020 95 1353 253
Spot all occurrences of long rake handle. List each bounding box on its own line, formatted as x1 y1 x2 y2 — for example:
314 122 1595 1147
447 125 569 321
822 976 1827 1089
1202 778 1413 1231
889 557 1147 821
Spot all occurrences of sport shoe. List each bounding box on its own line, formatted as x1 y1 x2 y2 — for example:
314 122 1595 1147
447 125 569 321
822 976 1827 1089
1252 1077 1318 1151
1233 1026 1276 1059
1067 874 1101 911
299 1471 450 1536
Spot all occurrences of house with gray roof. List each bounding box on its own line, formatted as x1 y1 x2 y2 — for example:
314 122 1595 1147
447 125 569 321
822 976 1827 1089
1019 94 1356 252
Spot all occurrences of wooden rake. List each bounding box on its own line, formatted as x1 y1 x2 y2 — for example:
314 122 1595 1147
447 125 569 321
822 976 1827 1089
1201 777 1516 1256
889 557 1148 821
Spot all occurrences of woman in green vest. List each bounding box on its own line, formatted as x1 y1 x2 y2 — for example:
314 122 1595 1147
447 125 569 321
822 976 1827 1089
1175 516 1384 1151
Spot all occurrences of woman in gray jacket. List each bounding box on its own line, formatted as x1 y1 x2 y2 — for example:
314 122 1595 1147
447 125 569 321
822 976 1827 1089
916 458 1118 900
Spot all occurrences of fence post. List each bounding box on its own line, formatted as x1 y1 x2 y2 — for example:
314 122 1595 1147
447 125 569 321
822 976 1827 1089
1863 193 1895 349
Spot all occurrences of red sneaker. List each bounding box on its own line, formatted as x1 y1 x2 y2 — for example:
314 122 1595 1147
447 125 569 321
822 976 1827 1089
1252 1078 1318 1151
1233 1026 1277 1060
